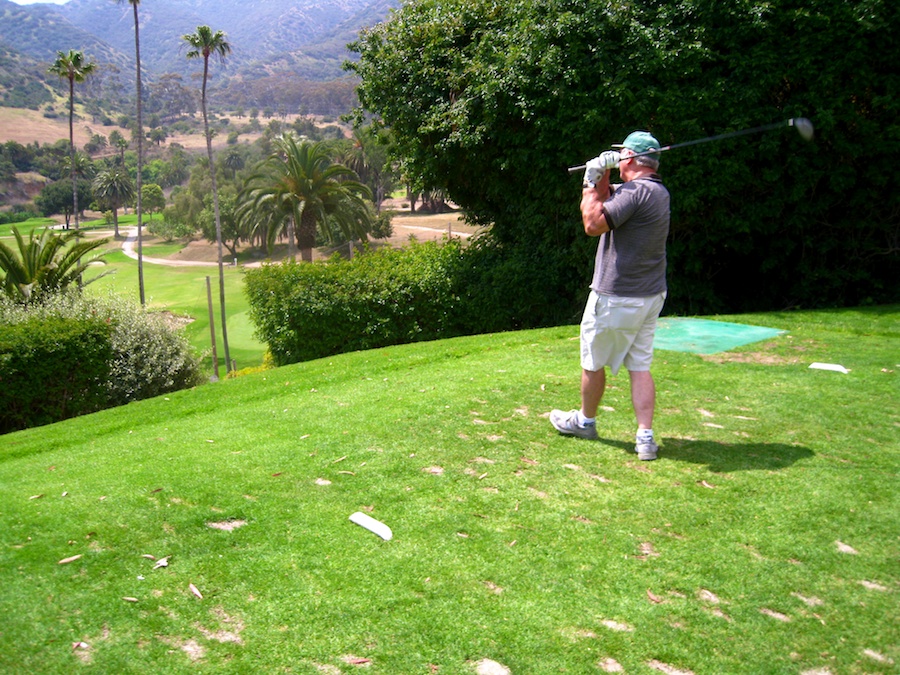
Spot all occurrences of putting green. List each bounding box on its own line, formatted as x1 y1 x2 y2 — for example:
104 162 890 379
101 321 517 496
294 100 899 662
655 317 785 354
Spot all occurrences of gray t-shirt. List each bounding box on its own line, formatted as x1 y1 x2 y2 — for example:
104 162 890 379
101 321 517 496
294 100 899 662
591 175 670 297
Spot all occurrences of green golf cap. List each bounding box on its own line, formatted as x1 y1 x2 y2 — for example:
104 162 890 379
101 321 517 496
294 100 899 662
612 130 661 155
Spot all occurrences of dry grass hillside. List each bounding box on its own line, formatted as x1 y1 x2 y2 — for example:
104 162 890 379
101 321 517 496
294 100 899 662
0 106 93 147
0 106 347 152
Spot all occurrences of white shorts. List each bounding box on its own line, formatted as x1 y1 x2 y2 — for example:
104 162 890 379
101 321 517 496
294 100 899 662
580 291 667 375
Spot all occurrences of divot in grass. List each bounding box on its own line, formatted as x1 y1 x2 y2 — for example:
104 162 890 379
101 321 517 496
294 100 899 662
858 580 889 592
647 659 695 675
835 540 858 554
792 592 824 606
862 649 894 664
207 519 247 531
475 658 511 675
598 657 624 672
697 589 721 604
759 608 791 622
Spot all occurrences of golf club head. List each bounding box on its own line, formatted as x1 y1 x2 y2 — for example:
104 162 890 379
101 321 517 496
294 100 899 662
791 117 814 141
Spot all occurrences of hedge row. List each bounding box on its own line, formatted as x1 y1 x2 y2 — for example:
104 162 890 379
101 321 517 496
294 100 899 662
0 316 113 434
245 242 474 365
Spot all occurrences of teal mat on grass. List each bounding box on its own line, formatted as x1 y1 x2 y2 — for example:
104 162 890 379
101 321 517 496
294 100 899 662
655 318 785 355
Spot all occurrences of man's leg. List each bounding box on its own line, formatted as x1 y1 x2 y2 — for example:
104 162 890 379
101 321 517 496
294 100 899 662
628 369 655 429
581 367 606 419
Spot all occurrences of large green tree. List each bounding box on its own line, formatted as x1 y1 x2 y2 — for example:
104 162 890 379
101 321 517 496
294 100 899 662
183 24 233 374
48 50 95 233
349 0 899 317
35 179 93 229
239 135 373 260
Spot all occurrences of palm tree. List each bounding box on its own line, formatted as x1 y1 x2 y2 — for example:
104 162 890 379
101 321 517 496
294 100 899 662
239 135 373 261
48 50 95 232
183 25 232 373
93 168 135 238
0 227 110 304
109 130 128 166
222 148 245 179
115 0 146 306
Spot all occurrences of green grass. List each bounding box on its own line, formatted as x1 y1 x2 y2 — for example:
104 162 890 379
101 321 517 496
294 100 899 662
2 213 266 372
0 217 58 238
1 306 897 674
87 250 264 372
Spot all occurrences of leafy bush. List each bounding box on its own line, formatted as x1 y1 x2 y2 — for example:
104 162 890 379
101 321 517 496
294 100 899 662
0 210 40 226
0 293 205 432
349 0 899 316
245 241 467 365
0 314 113 433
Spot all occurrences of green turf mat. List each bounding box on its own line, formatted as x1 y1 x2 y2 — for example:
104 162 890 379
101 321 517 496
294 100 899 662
655 317 785 354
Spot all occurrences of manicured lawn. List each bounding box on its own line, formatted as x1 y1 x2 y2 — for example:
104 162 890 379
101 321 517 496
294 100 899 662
0 217 58 238
88 249 265 373
1 306 896 674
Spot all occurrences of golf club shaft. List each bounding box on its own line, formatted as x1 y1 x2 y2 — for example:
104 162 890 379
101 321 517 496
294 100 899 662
567 118 804 173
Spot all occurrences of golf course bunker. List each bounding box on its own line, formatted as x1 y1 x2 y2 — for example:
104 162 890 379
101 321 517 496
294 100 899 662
654 318 785 354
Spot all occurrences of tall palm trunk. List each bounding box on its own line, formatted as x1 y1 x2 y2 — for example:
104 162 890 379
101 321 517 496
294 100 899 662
67 76 78 231
297 208 317 262
201 54 231 373
131 1 145 306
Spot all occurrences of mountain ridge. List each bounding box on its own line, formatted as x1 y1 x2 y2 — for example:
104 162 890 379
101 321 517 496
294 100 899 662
0 0 398 110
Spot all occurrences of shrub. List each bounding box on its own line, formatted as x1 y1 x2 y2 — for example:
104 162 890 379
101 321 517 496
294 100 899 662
0 315 113 433
0 293 205 431
245 241 467 365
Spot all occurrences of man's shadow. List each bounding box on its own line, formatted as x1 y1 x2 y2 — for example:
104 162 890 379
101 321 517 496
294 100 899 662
597 437 814 473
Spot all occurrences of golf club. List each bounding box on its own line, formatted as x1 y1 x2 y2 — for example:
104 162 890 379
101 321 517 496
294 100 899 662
567 117 814 174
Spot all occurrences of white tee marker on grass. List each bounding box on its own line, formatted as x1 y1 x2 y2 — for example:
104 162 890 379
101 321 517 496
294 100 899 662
349 512 393 540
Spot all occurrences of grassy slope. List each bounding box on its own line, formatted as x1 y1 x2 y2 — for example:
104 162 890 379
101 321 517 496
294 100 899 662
0 306 897 674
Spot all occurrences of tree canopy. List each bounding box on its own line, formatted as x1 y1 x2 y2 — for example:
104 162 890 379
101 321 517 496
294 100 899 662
349 0 899 316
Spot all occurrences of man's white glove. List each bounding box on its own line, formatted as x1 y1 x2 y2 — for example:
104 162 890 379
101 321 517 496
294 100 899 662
583 150 621 187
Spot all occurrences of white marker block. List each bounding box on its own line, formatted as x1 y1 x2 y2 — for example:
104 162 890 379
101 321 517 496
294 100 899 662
349 512 393 540
809 362 849 374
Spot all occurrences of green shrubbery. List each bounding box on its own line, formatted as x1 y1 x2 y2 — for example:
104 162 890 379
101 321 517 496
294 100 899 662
245 241 469 365
350 0 899 316
0 293 204 432
0 315 113 434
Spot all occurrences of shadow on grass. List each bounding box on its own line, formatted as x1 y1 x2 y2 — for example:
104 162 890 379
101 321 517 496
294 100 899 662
598 436 814 472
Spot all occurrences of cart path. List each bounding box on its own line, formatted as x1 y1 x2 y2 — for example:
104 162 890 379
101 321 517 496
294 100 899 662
119 222 472 268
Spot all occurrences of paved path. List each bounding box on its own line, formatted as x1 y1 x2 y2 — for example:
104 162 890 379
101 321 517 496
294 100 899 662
119 222 471 268
121 227 220 267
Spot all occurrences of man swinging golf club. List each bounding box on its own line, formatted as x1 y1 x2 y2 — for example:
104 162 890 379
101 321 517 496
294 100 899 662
550 130 670 460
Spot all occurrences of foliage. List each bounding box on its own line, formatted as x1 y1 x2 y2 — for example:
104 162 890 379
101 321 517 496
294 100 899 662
147 212 195 242
92 167 135 237
0 226 110 303
48 49 96 231
244 241 467 365
198 191 241 257
0 292 205 423
0 313 113 434
140 182 166 218
34 179 93 226
239 134 373 259
349 0 900 316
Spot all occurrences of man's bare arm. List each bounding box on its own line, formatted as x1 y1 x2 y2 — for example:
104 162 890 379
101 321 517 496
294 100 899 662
581 175 611 237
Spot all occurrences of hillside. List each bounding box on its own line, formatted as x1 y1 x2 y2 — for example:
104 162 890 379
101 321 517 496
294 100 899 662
0 0 398 85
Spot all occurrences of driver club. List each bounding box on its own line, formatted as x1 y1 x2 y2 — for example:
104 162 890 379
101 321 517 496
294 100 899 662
567 117 814 173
